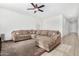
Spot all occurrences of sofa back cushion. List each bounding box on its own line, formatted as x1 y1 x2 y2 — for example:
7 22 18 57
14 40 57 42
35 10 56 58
13 35 32 42
24 30 28 34
40 30 48 36
32 30 36 34
48 31 58 37
25 30 36 34
36 30 41 35
14 30 29 35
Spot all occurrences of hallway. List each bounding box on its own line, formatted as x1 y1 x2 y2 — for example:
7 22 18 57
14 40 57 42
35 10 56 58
41 33 79 56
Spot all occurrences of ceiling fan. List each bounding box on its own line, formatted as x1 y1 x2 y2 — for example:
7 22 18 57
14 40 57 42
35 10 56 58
27 3 45 13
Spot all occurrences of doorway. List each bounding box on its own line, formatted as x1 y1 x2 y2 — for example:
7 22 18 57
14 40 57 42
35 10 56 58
63 16 78 36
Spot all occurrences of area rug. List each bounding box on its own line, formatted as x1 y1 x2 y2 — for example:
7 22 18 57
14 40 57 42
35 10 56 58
1 41 46 56
33 48 46 56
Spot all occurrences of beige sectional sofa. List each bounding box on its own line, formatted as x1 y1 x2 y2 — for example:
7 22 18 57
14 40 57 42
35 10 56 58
1 30 61 56
11 30 61 52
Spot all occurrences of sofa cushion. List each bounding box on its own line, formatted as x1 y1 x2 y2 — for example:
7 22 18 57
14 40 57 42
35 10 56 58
15 32 20 35
26 30 32 34
21 30 29 34
40 30 48 36
31 34 36 39
13 34 31 42
36 30 41 35
16 31 29 35
32 30 36 34
36 36 55 51
48 31 57 37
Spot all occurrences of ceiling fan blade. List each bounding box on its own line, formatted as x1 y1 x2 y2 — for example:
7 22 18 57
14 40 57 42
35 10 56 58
38 9 44 12
27 8 35 10
35 4 38 8
31 3 36 8
38 5 45 8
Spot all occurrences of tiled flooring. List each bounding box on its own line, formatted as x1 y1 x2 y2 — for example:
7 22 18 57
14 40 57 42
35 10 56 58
41 33 79 56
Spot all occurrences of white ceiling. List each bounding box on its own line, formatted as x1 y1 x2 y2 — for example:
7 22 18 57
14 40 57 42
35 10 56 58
0 3 79 19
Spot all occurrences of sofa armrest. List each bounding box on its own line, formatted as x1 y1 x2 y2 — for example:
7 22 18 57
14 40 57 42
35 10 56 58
11 31 17 41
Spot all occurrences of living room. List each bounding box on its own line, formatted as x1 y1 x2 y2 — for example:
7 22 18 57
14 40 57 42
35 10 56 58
0 2 79 56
